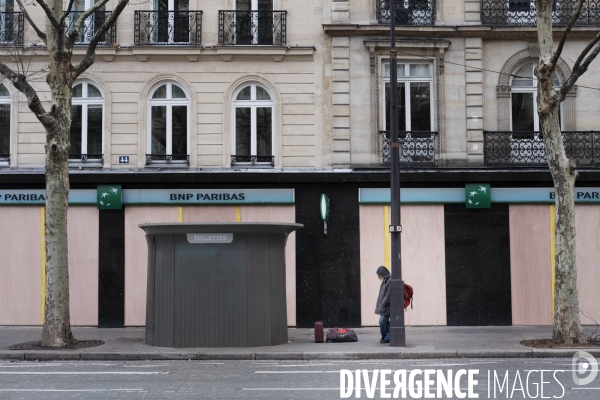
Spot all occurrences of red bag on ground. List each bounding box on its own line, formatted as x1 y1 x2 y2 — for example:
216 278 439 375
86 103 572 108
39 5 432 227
404 283 414 309
326 328 358 343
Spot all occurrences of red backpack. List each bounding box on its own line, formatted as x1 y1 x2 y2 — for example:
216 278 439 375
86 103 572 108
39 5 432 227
404 284 414 309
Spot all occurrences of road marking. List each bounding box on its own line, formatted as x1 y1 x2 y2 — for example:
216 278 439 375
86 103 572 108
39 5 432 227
411 362 499 367
255 371 338 374
255 363 336 368
243 388 339 391
0 371 168 375
0 389 145 392
0 364 65 368
571 388 600 390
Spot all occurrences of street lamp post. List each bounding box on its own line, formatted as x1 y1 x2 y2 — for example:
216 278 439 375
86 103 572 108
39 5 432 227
388 0 406 347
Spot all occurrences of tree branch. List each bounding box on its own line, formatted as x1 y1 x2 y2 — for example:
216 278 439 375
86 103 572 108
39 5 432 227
34 0 61 29
15 0 47 43
0 62 56 129
561 32 600 99
59 0 77 26
73 0 129 79
67 0 110 47
550 0 585 67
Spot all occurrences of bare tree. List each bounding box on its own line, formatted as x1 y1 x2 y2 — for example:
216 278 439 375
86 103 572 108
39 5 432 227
0 0 128 347
535 0 600 345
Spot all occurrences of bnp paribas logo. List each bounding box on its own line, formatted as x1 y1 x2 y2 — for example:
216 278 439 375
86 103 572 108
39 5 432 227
97 185 122 210
465 184 491 209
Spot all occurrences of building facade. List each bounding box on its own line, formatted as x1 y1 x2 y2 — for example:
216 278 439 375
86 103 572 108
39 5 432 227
1 1 599 329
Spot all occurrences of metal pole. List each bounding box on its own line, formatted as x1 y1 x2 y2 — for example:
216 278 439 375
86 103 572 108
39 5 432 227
389 0 406 347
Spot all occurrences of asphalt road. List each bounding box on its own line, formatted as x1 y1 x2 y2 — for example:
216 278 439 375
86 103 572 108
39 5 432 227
0 358 598 399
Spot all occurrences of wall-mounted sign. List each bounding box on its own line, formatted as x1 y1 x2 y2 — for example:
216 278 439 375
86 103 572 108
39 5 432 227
465 184 491 209
123 189 295 205
97 185 123 210
0 190 96 205
119 156 130 164
187 233 234 244
320 193 330 235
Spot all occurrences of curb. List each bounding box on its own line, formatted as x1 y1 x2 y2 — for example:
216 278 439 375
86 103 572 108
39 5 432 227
2 349 597 361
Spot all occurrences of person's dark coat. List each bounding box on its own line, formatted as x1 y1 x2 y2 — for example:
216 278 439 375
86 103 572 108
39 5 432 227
375 266 391 316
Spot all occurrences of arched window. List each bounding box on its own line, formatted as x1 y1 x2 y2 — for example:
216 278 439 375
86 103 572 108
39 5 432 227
0 84 10 166
69 81 104 164
147 82 189 165
510 62 561 132
231 83 274 166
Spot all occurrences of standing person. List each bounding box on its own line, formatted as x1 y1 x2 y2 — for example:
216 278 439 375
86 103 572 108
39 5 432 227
375 266 391 343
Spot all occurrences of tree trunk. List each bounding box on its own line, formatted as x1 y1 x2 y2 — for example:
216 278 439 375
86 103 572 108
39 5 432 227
535 0 586 345
40 10 77 347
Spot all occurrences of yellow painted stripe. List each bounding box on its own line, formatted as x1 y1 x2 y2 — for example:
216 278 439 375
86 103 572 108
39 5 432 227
236 206 241 222
178 207 183 223
40 207 45 324
550 205 556 319
384 206 390 270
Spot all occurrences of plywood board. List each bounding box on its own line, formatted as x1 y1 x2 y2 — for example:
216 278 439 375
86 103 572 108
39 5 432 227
240 205 297 326
67 207 99 326
125 206 178 326
509 205 552 325
359 205 385 326
183 206 237 223
575 205 600 324
0 207 42 325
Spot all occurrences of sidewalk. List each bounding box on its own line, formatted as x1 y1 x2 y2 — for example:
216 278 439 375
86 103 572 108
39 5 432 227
1 326 598 361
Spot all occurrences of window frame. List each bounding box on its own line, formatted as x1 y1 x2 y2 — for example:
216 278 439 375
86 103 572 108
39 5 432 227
0 83 11 166
381 61 435 132
69 80 105 165
231 82 275 166
147 81 190 164
152 0 191 45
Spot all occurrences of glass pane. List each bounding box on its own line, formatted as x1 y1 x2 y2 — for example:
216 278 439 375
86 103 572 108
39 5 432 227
0 84 9 97
256 86 271 100
172 85 186 99
69 105 83 154
87 84 102 98
73 0 85 12
256 107 272 157
383 64 405 78
72 84 83 98
385 82 406 132
258 0 273 11
553 73 560 88
409 64 431 77
236 86 251 100
236 0 251 11
87 105 103 154
512 64 534 87
151 106 167 155
512 92 535 131
0 104 9 154
152 85 167 99
235 108 251 156
157 0 168 11
410 82 431 131
176 0 189 11
171 106 187 155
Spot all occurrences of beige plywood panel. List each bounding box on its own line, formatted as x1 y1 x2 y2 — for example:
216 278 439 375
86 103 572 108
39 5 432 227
0 207 42 325
509 205 552 325
67 207 99 326
125 206 178 326
359 206 386 327
575 205 600 324
240 206 297 327
183 206 237 223
401 205 447 326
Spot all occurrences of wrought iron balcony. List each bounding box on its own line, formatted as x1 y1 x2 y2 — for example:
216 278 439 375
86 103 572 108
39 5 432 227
484 131 600 167
68 153 104 163
134 11 202 46
146 154 190 165
376 0 436 26
64 11 115 45
218 10 287 46
0 12 24 46
380 131 437 166
231 155 275 167
481 0 600 26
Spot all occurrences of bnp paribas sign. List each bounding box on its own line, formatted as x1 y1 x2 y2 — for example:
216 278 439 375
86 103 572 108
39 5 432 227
97 185 122 210
465 184 491 209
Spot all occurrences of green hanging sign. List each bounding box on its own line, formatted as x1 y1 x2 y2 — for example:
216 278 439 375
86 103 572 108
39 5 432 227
97 185 122 210
465 184 491 209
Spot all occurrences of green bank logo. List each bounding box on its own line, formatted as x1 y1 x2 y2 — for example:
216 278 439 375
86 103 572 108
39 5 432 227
465 184 490 209
97 185 122 210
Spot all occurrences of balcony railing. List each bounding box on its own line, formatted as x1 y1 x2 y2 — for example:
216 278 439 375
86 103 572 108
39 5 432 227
134 11 202 46
376 0 436 26
484 131 600 167
68 154 104 164
146 154 189 165
231 155 275 166
64 11 115 45
481 0 600 26
0 12 24 46
380 131 437 166
218 10 287 46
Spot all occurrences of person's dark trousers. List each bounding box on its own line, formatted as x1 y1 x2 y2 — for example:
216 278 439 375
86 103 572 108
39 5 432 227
379 314 390 341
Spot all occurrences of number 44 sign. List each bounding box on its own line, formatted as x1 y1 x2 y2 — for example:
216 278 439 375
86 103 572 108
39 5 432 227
119 156 129 164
